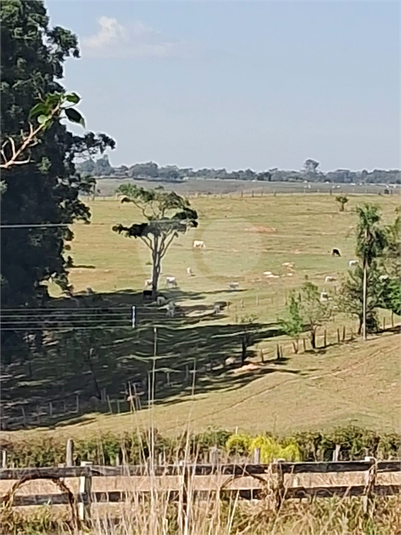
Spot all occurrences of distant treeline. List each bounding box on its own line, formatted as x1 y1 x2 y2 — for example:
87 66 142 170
77 156 401 184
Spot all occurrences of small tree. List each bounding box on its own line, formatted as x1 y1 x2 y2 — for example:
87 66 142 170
379 210 401 317
238 315 258 364
299 281 331 349
335 195 349 212
112 185 198 298
337 265 382 334
355 204 387 340
278 292 303 353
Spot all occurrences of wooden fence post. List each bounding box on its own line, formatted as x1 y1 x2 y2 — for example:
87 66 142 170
391 312 394 328
332 445 341 461
342 326 346 342
362 457 377 514
303 338 307 352
1 449 7 468
253 448 261 464
337 328 340 343
178 460 189 533
78 461 92 524
272 459 285 511
66 438 74 467
21 407 26 427
382 317 386 330
276 344 281 360
209 447 219 466
323 330 327 348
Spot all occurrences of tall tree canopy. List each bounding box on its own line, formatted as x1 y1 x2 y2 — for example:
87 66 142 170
355 204 387 339
112 184 198 297
1 0 115 362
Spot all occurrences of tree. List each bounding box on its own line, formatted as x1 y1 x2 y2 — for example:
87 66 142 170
335 195 349 212
355 204 387 340
278 292 303 353
112 184 198 298
303 159 319 173
379 210 401 317
1 0 114 363
238 315 258 364
298 281 331 349
337 264 382 334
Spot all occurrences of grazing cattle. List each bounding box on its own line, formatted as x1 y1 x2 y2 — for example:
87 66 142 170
282 262 294 267
143 290 153 301
325 276 336 283
165 276 178 288
144 279 152 287
349 260 358 267
225 356 238 368
229 282 239 291
193 240 206 249
157 295 167 306
166 302 175 317
213 304 221 315
332 248 341 257
187 267 194 276
264 271 279 278
320 292 329 302
379 275 389 281
214 301 228 310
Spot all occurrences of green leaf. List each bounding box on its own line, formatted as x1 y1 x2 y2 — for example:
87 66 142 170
64 108 86 127
29 103 48 119
37 115 48 125
65 92 80 104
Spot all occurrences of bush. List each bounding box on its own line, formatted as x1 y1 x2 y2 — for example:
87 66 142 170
1 426 399 467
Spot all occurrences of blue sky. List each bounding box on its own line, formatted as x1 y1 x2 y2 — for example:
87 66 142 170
48 1 400 171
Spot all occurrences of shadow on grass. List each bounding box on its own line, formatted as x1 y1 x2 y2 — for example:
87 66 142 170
2 288 305 431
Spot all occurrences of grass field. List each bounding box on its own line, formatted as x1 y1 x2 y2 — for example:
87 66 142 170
3 192 400 438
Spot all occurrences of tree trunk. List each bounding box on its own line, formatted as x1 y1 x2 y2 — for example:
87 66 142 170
340 203 344 212
241 337 247 364
310 329 316 349
151 246 161 299
362 262 367 340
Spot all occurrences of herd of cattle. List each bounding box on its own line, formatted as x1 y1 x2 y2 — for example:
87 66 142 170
140 242 365 317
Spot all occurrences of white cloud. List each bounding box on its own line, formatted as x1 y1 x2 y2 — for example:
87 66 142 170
82 17 193 59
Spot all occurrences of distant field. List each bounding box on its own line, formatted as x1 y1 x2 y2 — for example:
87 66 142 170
3 192 400 438
94 177 400 197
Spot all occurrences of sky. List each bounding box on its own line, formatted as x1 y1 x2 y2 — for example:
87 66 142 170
47 0 400 172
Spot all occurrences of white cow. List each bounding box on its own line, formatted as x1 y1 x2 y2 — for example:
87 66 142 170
379 275 389 281
349 260 358 267
166 276 178 288
157 295 167 306
229 282 239 291
166 302 175 317
144 279 152 287
325 276 336 283
193 240 206 249
187 267 194 276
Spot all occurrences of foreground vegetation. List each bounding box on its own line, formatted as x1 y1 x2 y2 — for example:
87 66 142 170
2 495 400 535
2 425 400 467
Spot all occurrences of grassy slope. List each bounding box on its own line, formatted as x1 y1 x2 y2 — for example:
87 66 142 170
4 193 399 441
6 330 399 441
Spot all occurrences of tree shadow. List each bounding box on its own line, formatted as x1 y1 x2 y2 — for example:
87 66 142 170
2 288 300 431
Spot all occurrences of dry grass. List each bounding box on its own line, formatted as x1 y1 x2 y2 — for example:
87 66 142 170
3 193 400 441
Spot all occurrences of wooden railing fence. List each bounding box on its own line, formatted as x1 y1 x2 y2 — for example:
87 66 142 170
1 458 400 528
